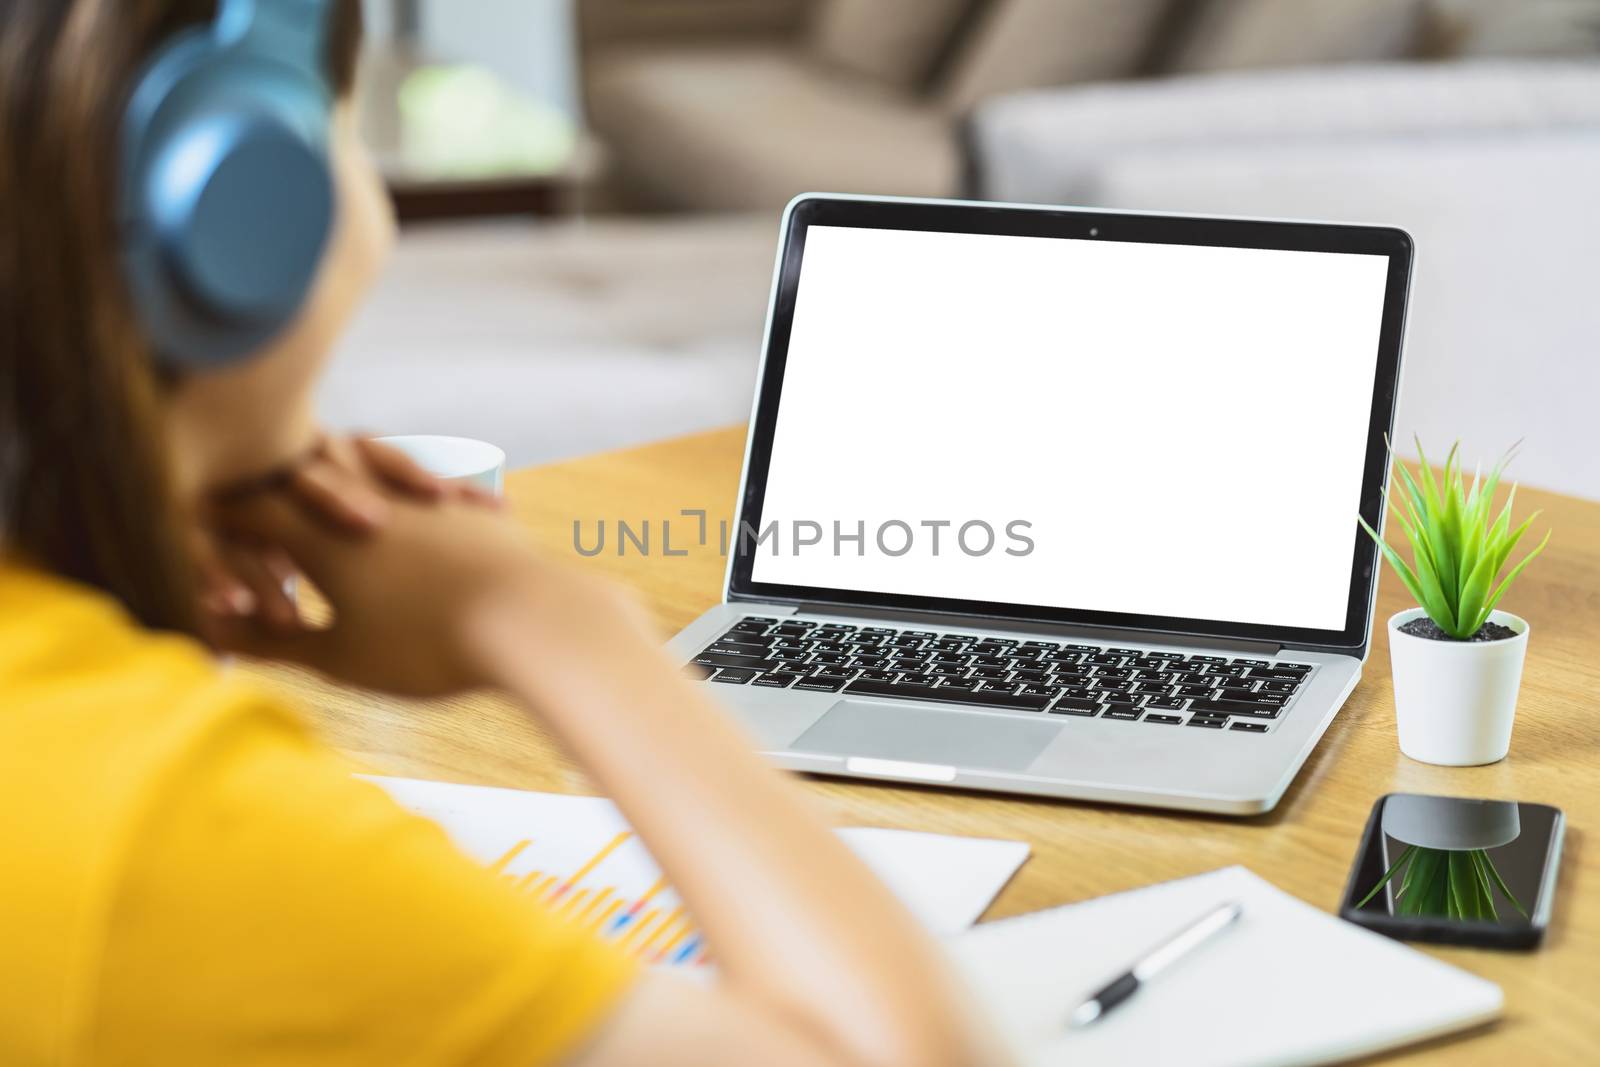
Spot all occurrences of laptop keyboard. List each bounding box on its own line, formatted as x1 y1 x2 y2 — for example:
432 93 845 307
688 617 1315 733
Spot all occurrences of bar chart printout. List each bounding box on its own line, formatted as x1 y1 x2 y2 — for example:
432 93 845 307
367 776 1031 970
490 831 707 967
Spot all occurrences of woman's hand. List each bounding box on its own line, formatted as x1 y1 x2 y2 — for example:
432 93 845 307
193 435 498 634
203 443 642 697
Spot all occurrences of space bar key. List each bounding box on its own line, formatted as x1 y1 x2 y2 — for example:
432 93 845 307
843 679 1050 711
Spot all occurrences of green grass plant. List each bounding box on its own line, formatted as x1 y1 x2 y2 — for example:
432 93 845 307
1360 439 1550 640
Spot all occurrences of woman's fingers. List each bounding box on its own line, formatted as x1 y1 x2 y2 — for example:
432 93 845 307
353 436 446 499
355 435 507 512
267 435 454 536
211 485 346 587
352 434 503 509
455 482 506 510
191 523 300 634
222 543 302 633
289 455 390 533
190 528 257 617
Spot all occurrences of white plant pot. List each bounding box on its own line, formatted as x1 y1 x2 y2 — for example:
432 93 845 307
1388 608 1529 766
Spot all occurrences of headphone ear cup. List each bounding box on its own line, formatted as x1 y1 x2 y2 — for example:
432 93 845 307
149 114 333 329
120 7 338 372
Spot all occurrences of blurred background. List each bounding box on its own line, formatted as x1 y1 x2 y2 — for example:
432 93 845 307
328 0 1600 498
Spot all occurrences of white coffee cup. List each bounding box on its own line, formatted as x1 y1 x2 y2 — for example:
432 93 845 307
375 435 506 496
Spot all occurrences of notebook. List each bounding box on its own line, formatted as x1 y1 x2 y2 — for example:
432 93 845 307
948 866 1502 1066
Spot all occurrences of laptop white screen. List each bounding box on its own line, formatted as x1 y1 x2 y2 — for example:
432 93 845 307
751 224 1391 633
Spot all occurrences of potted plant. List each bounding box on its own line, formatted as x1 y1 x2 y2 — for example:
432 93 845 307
1360 441 1550 766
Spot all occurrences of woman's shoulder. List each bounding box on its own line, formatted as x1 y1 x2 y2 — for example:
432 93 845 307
0 563 318 1015
0 561 309 871
0 560 294 748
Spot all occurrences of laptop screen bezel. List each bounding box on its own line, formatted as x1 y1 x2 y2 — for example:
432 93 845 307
727 195 1412 652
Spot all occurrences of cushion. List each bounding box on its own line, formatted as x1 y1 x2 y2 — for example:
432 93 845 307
1167 0 1429 73
1425 0 1600 56
939 0 1173 116
970 59 1600 201
586 47 960 211
809 0 976 88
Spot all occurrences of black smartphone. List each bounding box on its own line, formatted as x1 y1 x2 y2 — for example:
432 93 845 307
1339 793 1564 949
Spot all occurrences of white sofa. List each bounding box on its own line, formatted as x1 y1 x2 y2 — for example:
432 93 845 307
325 60 1600 502
320 215 776 467
970 61 1600 499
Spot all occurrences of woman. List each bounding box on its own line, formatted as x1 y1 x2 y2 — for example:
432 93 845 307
0 2 1006 1065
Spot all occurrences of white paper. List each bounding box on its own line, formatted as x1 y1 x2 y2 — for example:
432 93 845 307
365 775 1028 969
949 866 1503 1067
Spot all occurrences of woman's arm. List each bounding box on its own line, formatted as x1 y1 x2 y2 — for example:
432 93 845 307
211 461 1009 1067
470 578 1006 1067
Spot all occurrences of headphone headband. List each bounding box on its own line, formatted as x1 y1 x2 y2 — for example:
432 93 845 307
122 0 338 371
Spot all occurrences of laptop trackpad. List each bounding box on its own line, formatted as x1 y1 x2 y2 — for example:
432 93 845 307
793 699 1057 773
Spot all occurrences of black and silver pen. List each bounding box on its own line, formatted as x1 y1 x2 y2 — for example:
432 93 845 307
1067 900 1244 1029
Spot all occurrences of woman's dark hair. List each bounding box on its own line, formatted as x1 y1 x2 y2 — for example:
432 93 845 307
0 0 362 631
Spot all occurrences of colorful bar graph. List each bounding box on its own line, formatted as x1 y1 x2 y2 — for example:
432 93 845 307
575 888 613 927
591 898 624 932
558 888 591 918
671 936 702 965
609 876 667 936
654 923 693 963
637 907 685 956
547 832 630 903
619 909 661 949
488 830 707 967
490 840 532 873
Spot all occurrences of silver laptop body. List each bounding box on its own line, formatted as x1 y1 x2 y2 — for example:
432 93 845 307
667 194 1412 815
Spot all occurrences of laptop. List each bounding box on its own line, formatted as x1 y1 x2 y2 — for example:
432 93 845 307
666 194 1411 815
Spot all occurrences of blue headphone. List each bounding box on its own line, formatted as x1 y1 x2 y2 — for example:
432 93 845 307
121 0 336 371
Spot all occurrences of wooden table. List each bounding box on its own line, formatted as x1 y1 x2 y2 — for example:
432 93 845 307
253 426 1600 1063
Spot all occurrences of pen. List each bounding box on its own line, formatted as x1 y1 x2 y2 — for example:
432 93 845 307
1067 900 1243 1029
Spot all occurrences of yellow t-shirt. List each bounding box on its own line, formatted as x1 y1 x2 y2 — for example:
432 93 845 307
0 563 637 1066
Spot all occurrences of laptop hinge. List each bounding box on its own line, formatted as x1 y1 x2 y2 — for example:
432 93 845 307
732 596 1283 656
